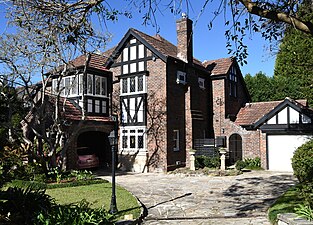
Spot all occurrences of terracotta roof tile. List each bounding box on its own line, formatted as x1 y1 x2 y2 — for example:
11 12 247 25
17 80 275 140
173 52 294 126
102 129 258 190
69 53 109 71
235 101 282 125
235 99 309 126
202 57 233 75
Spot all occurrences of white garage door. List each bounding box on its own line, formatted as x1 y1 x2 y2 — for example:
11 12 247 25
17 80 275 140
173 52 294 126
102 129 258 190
268 135 312 172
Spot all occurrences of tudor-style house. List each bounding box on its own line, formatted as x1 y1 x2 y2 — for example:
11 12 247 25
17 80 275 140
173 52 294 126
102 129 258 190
102 15 313 173
23 54 116 170
104 16 215 172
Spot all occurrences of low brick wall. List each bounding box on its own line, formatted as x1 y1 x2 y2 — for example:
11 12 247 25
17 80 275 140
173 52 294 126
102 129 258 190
278 213 313 225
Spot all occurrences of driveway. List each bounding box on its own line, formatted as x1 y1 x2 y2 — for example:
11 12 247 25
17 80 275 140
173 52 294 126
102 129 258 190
98 171 296 225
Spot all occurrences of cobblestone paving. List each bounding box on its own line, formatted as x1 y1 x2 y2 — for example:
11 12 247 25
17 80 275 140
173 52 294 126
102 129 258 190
98 171 296 225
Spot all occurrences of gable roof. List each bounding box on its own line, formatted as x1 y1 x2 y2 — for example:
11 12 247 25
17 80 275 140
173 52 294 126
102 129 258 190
235 98 310 127
104 28 205 68
203 57 233 75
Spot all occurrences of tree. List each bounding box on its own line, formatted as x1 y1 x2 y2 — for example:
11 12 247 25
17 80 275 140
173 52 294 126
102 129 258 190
244 72 274 102
2 0 313 65
274 1 313 105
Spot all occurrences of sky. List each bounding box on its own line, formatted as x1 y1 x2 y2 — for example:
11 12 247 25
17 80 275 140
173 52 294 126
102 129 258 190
0 1 276 77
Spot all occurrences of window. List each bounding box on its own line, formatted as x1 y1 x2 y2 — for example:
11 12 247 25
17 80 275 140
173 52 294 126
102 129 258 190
87 74 93 94
95 76 107 96
173 130 180 151
87 99 93 112
120 75 146 95
229 66 237 97
176 71 186 84
198 77 205 89
52 74 81 96
79 74 84 94
120 127 145 152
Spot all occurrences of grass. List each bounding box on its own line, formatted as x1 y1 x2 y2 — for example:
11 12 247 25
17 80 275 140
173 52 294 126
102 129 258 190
46 182 142 220
268 185 304 224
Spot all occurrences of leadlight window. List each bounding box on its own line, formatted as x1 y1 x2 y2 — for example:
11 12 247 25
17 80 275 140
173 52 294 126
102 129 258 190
120 75 146 95
87 74 93 94
229 66 237 97
120 128 145 152
198 77 205 89
130 77 136 92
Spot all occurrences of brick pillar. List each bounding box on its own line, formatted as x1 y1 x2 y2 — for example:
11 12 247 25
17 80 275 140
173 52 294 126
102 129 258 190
185 85 193 167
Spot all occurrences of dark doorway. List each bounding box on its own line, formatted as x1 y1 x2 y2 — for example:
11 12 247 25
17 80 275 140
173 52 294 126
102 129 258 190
228 134 242 165
77 131 111 168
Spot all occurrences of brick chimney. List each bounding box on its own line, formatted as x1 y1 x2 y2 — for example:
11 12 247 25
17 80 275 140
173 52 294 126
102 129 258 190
176 13 193 64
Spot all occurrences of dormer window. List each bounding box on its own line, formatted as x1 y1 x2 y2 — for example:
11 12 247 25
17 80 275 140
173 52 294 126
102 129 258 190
176 71 186 85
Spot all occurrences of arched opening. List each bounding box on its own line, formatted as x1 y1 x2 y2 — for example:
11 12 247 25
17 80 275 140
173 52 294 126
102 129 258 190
77 131 111 169
228 134 242 165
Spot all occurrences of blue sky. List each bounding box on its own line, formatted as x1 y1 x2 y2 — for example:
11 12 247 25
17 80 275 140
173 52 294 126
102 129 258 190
0 1 276 76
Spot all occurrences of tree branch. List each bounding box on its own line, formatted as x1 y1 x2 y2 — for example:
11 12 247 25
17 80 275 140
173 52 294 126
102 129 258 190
239 0 313 35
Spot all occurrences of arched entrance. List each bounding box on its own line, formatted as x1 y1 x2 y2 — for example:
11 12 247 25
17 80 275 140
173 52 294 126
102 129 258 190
77 131 111 168
228 134 242 165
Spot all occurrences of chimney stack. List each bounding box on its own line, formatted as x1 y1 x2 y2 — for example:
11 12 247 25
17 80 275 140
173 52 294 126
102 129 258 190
176 13 193 64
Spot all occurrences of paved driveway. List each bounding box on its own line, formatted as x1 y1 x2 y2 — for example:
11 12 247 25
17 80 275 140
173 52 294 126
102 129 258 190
98 171 296 225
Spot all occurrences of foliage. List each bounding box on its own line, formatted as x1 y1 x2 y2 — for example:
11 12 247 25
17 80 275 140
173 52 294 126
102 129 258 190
195 155 220 169
268 185 304 223
292 139 313 184
0 186 54 224
295 204 313 221
235 157 261 170
273 1 313 106
0 144 46 188
35 200 113 225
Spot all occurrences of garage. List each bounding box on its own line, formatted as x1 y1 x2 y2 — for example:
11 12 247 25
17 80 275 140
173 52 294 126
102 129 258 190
267 135 312 172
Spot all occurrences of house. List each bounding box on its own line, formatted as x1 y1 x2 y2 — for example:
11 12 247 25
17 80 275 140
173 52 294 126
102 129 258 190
22 15 313 172
22 53 116 170
209 57 313 171
103 15 313 172
104 15 214 172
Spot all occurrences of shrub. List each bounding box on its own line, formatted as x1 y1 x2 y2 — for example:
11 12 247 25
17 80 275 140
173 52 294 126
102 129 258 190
35 199 112 224
195 155 220 169
235 157 262 171
0 186 54 224
235 160 246 171
292 139 313 183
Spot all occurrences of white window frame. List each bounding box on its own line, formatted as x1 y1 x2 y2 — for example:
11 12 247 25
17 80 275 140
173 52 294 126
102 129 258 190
173 130 180 151
119 127 146 153
176 71 186 85
120 75 146 96
94 76 107 97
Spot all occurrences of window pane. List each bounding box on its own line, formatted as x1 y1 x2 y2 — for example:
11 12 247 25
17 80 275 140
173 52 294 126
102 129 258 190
95 100 100 113
130 136 136 148
122 136 128 148
101 78 106 96
95 76 100 95
79 74 84 94
101 100 106 114
87 99 93 112
52 79 57 94
130 77 135 92
65 77 70 95
87 74 93 94
72 76 78 95
138 135 143 148
122 79 127 93
138 76 143 92
60 79 65 96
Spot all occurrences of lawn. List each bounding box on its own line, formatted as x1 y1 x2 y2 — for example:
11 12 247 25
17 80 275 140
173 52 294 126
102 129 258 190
46 182 142 220
268 185 304 224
